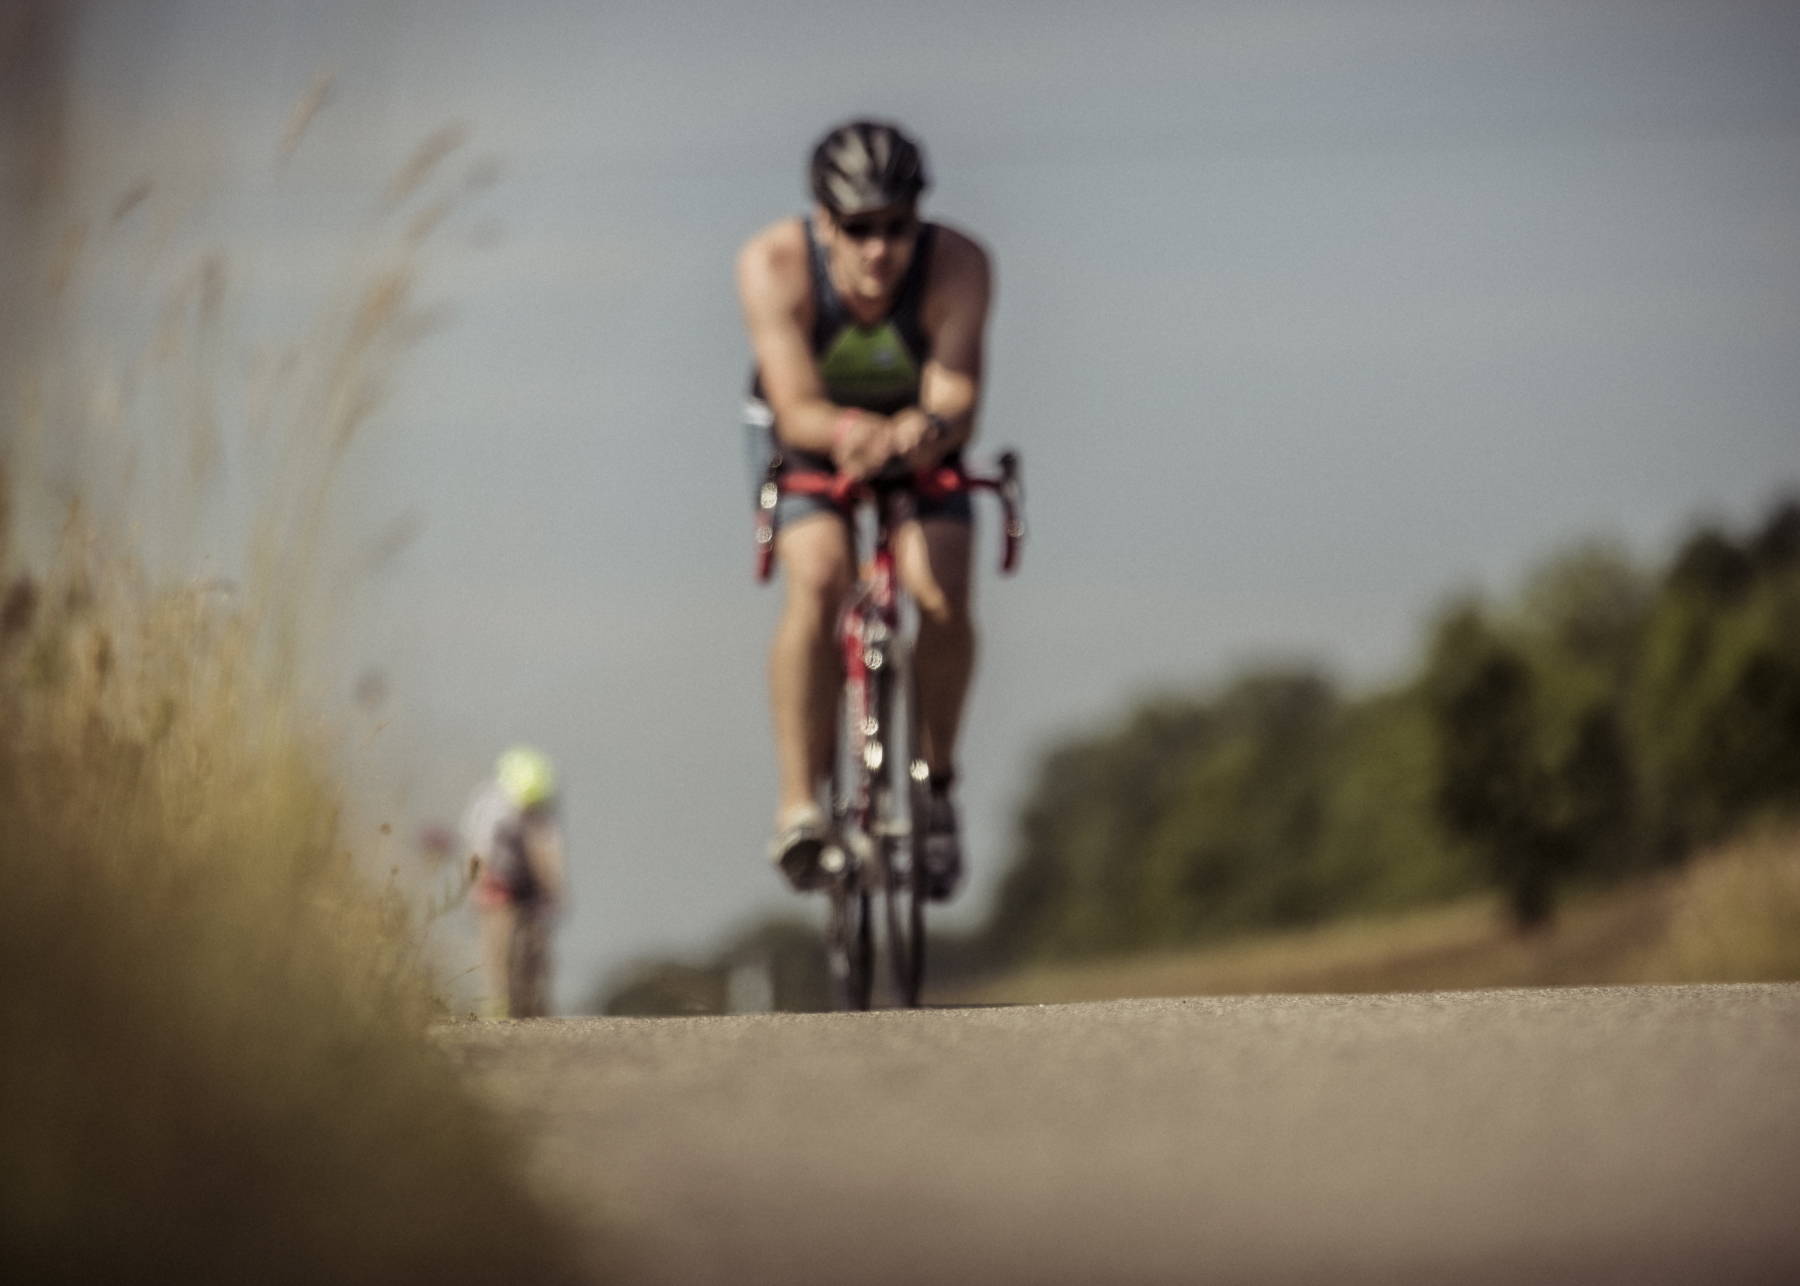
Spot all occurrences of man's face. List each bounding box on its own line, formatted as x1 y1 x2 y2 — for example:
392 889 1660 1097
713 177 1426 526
820 202 921 303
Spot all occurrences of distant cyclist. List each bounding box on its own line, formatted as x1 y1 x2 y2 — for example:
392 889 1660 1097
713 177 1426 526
736 119 993 900
462 746 567 1018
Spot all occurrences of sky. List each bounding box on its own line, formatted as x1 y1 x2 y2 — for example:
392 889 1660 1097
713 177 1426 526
23 0 1800 1010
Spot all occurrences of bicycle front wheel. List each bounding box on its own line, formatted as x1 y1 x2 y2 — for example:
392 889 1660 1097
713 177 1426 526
878 663 928 1007
825 876 872 1011
825 662 875 1012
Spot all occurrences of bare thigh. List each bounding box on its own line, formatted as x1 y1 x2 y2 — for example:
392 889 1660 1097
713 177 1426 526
776 511 854 610
892 517 973 621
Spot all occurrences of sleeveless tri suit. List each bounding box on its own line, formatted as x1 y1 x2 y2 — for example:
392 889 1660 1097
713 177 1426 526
744 216 970 526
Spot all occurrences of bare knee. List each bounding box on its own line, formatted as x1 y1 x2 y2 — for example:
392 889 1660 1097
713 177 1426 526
778 519 853 629
788 556 851 615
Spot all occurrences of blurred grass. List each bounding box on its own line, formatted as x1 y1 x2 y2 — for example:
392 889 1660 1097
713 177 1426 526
0 541 591 1284
1652 827 1800 982
0 92 600 1282
957 827 1800 1005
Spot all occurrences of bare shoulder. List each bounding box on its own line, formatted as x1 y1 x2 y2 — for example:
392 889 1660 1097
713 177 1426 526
736 217 811 304
923 222 992 332
928 221 992 285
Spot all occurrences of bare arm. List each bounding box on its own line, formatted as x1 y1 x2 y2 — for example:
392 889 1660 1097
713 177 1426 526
896 229 992 468
737 223 834 453
737 219 993 476
736 222 894 476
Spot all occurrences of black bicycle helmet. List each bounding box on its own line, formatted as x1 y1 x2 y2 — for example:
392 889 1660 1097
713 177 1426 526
808 120 929 216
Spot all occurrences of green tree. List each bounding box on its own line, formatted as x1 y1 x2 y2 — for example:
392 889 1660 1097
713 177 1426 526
1749 498 1800 572
1309 685 1482 911
988 700 1219 961
1424 604 1569 928
1519 540 1650 681
1136 671 1337 942
938 497 1798 979
1633 527 1800 854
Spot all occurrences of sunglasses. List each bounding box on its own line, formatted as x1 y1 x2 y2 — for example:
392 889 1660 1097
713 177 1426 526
837 211 919 242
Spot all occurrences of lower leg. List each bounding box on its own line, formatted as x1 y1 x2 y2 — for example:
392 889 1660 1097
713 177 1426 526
914 605 975 777
896 518 975 777
478 904 517 1017
769 517 852 819
512 913 550 1017
894 517 974 901
769 605 840 815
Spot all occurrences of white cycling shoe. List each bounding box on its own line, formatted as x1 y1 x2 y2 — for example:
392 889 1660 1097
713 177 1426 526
769 802 831 892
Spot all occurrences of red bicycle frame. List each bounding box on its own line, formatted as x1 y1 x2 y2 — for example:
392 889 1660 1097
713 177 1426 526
752 453 1022 1007
755 455 1024 831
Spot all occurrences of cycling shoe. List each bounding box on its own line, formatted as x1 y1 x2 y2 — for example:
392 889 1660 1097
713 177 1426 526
920 788 962 901
769 803 830 892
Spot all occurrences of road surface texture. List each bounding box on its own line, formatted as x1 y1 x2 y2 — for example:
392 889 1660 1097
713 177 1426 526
439 984 1800 1284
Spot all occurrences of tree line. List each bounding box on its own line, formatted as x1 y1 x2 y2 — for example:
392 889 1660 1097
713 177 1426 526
990 493 1799 961
598 493 1800 1012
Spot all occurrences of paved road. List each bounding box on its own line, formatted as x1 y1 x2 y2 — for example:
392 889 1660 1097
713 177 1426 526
439 984 1800 1284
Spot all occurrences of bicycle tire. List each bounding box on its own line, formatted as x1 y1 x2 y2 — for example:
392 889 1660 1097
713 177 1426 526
883 835 926 1006
879 658 928 1007
825 659 875 1012
826 880 873 1011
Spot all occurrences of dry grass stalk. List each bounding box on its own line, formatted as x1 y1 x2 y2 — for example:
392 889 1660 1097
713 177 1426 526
277 74 335 162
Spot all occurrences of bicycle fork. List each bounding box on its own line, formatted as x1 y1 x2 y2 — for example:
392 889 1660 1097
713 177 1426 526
824 575 921 884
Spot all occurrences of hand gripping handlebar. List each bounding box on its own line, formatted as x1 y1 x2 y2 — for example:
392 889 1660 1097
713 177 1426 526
754 451 1024 582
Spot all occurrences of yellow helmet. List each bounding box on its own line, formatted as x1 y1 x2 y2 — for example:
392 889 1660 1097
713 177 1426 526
496 745 556 809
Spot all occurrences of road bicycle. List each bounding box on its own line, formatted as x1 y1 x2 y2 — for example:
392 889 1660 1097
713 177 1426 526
756 452 1023 1009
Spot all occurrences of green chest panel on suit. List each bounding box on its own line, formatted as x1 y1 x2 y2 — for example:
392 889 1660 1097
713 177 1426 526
818 321 921 409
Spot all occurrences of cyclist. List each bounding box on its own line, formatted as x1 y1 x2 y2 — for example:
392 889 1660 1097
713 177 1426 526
737 119 993 901
461 746 567 1017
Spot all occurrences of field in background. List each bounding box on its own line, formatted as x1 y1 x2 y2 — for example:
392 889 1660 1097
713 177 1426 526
956 827 1800 1005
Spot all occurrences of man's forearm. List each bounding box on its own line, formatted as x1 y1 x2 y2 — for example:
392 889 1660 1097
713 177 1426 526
773 398 870 455
774 400 970 471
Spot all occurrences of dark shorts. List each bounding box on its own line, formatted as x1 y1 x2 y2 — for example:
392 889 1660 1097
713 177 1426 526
476 824 544 908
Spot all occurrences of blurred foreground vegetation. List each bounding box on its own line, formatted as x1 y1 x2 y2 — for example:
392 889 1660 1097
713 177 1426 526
0 518 586 1284
600 494 1800 1013
1 46 593 1278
